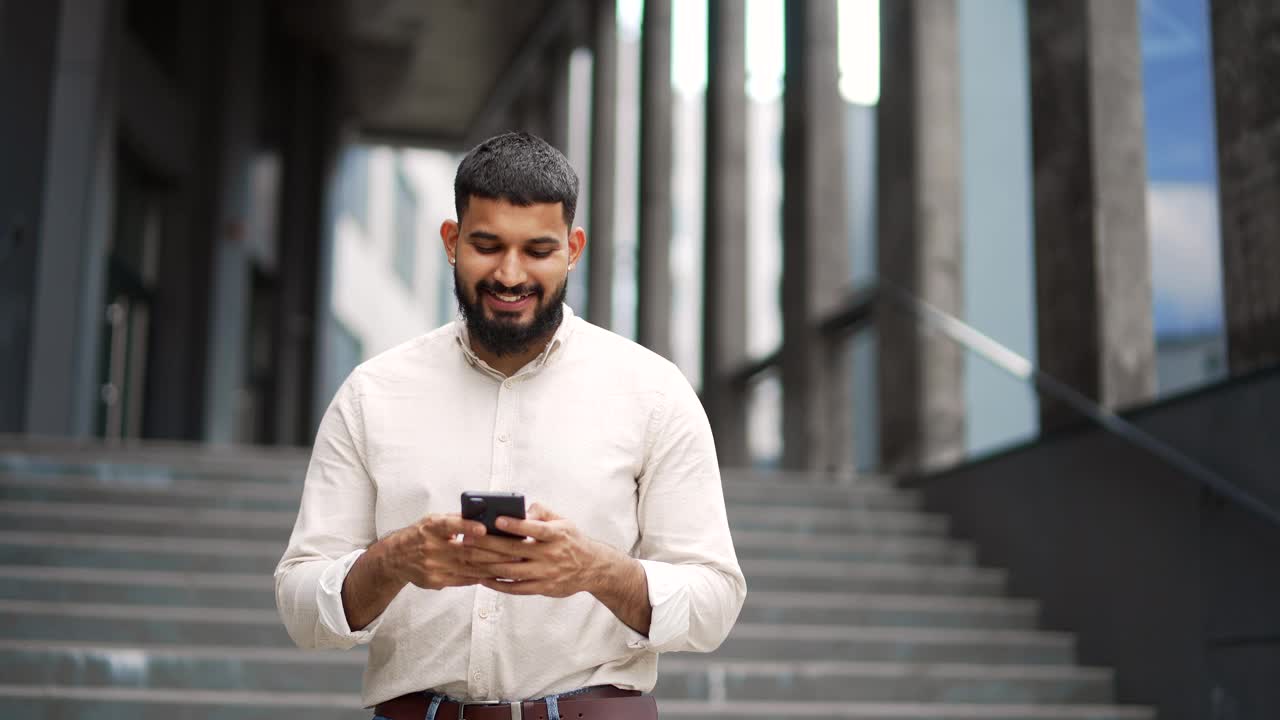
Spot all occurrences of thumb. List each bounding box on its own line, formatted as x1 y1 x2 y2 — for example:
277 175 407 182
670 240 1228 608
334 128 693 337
526 502 561 521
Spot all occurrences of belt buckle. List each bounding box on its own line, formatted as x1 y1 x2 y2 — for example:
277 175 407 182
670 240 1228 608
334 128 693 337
457 699 522 720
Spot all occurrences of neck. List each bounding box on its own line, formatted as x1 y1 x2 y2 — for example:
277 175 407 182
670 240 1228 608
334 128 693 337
470 327 557 377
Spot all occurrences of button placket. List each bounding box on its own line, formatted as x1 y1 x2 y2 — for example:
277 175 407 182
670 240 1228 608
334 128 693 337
490 378 516 491
466 587 493 698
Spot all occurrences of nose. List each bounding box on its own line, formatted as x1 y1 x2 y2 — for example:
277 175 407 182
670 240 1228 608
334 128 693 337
492 247 527 288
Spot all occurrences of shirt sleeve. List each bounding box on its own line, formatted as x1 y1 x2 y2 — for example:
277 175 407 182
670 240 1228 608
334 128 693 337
626 363 747 653
274 377 383 650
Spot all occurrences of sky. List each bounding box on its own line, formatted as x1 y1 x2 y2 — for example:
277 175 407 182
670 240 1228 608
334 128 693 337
1139 0 1225 338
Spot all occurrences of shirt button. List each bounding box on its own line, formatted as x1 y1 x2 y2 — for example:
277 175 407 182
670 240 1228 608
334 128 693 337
503 379 514 389
473 671 482 681
498 433 509 443
478 609 489 619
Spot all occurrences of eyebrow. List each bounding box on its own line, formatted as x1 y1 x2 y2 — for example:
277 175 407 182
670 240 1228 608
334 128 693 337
467 231 561 246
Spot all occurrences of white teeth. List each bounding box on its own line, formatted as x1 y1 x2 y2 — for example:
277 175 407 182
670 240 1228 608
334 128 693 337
495 293 526 302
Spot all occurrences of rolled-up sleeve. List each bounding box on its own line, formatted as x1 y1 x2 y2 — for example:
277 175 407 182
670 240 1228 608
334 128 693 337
628 365 747 653
274 377 382 649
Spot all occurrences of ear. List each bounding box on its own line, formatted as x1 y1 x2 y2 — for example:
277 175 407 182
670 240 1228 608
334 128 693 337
440 219 459 264
568 226 587 268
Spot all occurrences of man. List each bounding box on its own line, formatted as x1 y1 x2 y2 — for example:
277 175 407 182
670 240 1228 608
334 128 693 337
275 132 746 720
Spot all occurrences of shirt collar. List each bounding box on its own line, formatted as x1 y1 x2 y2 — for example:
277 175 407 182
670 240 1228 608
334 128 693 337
454 304 577 378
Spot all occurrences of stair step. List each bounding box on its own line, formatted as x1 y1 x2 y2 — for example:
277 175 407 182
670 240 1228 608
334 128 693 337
0 449 306 485
0 530 995 595
0 473 917 514
3 500 952 543
0 564 1033 631
740 559 1005 595
0 566 270 609
722 484 920 511
727 507 948 535
732 531 975 564
0 600 1071 664
0 531 282 574
0 685 363 720
0 639 1111 704
720 469 895 489
657 699 1154 720
0 600 291 647
0 474 302 512
0 640 365 694
0 565 1031 630
714 624 1075 665
740 592 1037 629
656 658 1113 704
0 501 292 541
0 452 1150 718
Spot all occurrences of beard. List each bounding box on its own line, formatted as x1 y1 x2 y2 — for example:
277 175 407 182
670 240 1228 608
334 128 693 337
454 270 568 358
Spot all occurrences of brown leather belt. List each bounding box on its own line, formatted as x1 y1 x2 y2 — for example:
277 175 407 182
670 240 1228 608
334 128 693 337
374 685 654 720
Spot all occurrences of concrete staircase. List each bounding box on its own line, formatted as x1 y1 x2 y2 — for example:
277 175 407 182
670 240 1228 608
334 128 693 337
0 441 1154 719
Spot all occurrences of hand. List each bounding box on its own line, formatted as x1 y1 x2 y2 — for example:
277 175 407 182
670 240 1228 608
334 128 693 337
463 503 618 598
380 512 514 591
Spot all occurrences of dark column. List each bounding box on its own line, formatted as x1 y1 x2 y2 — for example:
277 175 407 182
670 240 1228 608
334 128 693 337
1210 0 1280 374
587 0 617 329
701 0 748 466
0 0 60 432
546 42 572 154
1028 0 1154 429
636 0 672 358
780 0 850 471
203 0 263 443
875 0 965 473
273 49 339 445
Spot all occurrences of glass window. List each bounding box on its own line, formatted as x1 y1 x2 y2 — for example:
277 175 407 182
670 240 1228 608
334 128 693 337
1140 0 1227 396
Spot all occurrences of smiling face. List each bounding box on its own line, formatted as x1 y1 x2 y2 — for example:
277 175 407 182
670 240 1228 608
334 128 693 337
442 196 585 360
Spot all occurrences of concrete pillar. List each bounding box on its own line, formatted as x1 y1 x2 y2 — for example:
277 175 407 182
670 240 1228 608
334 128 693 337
636 0 672 358
0 0 62 433
701 0 748 466
875 0 966 473
546 43 572 155
1028 0 1154 429
587 0 617 330
203 0 262 444
780 0 851 471
1210 0 1280 374
274 49 339 445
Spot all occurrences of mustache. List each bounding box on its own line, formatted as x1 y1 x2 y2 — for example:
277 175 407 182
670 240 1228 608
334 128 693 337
476 280 542 297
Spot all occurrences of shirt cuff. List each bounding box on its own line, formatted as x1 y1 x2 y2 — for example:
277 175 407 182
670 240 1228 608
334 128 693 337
625 559 689 651
316 548 385 643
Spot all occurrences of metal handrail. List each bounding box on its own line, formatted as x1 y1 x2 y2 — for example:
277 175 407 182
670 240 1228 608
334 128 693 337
727 280 1280 529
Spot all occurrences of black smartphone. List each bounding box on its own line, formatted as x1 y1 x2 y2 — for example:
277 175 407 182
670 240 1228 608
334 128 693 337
460 491 526 539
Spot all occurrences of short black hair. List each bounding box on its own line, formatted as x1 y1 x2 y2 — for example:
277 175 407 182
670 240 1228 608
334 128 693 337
454 132 579 225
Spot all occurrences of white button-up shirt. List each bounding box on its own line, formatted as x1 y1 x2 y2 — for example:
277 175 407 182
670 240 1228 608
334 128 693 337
274 306 746 706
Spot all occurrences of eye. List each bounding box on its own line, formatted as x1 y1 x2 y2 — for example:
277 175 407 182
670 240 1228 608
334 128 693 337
528 250 553 258
474 245 500 254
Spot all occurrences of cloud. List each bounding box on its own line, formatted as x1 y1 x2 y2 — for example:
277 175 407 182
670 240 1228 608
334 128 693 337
1147 182 1225 337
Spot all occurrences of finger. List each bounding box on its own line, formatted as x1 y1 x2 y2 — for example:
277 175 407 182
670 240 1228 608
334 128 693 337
458 545 521 565
481 578 553 596
464 534 541 558
429 573 480 588
435 562 507 580
494 515 561 542
483 561 544 581
426 514 487 538
525 503 562 522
